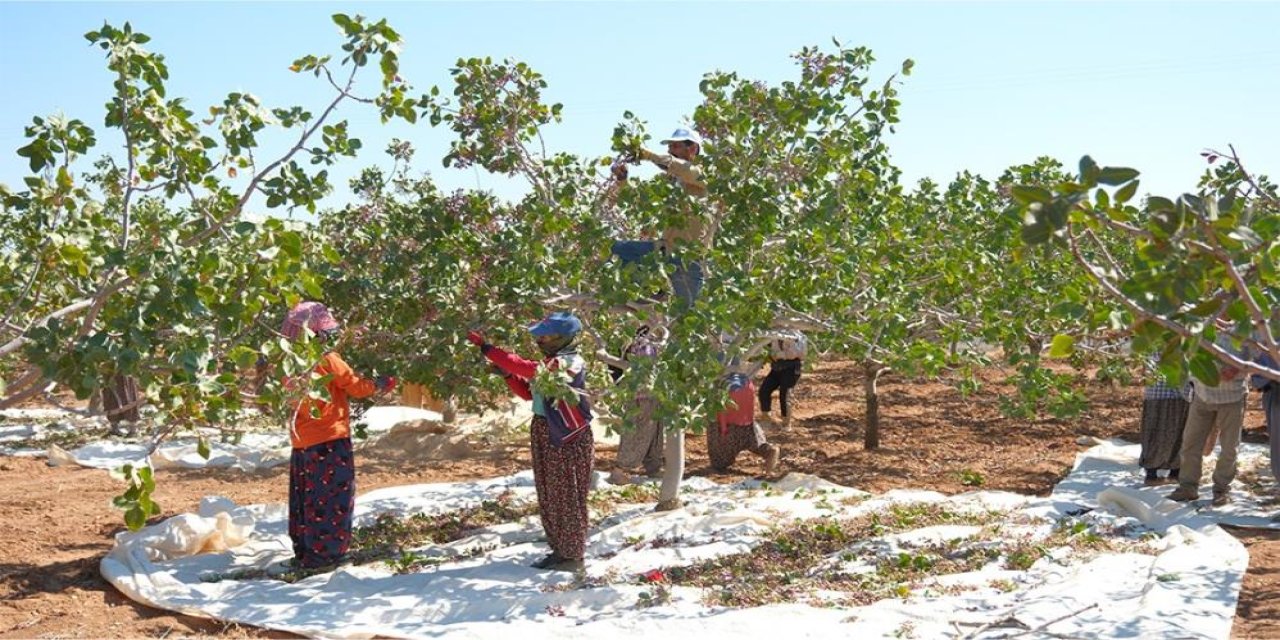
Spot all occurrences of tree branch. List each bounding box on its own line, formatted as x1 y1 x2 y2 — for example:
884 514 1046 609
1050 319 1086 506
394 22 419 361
1196 215 1280 368
1065 221 1280 381
184 64 360 248
118 73 137 253
0 298 95 359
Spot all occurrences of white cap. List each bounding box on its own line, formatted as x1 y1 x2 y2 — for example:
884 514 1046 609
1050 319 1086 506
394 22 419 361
660 127 703 147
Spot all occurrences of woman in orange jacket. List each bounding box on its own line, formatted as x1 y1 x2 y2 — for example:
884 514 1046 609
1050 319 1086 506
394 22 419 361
282 301 394 569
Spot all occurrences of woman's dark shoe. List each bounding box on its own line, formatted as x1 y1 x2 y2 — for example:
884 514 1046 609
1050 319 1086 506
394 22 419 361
531 553 583 571
531 553 565 569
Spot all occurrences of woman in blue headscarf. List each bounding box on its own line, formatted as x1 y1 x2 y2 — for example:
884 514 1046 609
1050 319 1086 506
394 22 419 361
467 312 593 572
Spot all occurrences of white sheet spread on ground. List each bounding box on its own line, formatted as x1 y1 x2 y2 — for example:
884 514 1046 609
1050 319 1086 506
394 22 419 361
101 439 1277 639
0 408 104 458
1055 439 1280 530
2 404 617 472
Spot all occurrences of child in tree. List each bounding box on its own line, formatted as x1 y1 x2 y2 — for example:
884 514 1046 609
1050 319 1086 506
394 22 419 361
468 312 593 571
282 301 394 570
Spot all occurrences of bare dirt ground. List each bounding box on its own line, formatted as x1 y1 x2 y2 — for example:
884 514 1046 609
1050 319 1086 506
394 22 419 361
0 359 1275 639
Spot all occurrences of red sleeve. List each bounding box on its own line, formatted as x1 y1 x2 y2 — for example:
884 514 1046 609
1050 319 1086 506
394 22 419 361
503 375 533 400
324 352 378 399
483 346 540 379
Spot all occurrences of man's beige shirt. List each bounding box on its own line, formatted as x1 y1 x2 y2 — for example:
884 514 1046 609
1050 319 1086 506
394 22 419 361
639 148 712 251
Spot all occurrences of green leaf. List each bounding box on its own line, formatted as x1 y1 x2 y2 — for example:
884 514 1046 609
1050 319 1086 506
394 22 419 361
59 244 86 263
1010 186 1052 205
138 465 155 492
1048 334 1075 358
301 274 325 299
197 436 211 460
1078 156 1099 183
56 166 74 190
1096 167 1139 186
1147 196 1175 212
125 505 147 531
279 232 303 259
380 50 399 84
1226 300 1249 323
1188 298 1224 317
332 13 358 35
1189 350 1221 386
1114 180 1139 204
230 346 259 370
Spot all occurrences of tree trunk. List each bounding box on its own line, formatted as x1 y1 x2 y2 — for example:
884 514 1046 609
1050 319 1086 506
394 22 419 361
88 388 104 415
863 363 885 450
103 374 140 435
442 397 458 424
658 429 685 505
253 358 271 411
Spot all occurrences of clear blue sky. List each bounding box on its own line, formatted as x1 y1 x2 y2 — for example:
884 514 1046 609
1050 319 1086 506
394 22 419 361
2 1 1278 213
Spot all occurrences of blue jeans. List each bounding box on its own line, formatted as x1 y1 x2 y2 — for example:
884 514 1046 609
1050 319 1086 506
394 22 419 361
610 240 703 308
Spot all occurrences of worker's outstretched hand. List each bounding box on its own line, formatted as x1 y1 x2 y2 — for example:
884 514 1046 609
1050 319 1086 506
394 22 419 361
610 160 629 181
374 376 397 394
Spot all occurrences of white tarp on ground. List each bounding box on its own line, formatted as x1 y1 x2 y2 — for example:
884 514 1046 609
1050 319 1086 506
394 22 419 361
0 408 103 458
2 403 619 472
1054 439 1279 530
101 439 1273 639
34 407 448 472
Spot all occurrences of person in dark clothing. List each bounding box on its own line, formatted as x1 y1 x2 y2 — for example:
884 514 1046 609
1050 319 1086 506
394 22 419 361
757 330 806 431
1251 353 1280 484
1137 379 1188 486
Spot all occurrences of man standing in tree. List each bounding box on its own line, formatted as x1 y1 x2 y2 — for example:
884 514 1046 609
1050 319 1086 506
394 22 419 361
610 126 712 511
1170 336 1249 507
611 127 711 307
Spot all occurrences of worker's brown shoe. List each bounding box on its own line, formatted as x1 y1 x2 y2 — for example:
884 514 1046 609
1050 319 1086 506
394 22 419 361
654 498 683 512
764 444 781 475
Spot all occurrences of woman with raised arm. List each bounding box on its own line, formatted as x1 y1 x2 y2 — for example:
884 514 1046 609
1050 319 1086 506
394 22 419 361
468 312 593 572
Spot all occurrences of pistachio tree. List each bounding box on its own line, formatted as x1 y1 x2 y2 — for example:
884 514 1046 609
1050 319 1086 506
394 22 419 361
1016 149 1280 384
0 14 418 528
322 42 921 508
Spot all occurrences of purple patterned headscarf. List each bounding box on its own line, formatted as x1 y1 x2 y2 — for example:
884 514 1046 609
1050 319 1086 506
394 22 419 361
281 301 340 341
